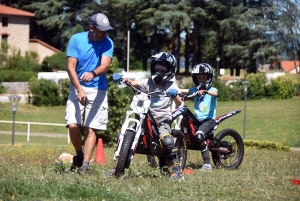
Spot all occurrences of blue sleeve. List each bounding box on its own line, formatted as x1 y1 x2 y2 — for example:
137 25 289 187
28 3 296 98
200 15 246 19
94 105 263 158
102 37 114 58
66 35 78 58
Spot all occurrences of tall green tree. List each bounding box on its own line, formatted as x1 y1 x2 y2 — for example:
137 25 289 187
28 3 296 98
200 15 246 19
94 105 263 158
273 0 300 74
137 0 190 73
24 0 98 50
99 0 148 72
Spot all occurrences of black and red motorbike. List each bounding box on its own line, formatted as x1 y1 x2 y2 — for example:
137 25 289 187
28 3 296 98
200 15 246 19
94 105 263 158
148 91 244 169
112 74 187 176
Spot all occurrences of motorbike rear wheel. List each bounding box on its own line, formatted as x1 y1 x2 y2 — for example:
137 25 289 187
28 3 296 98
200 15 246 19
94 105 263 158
146 130 187 171
211 128 244 169
115 130 135 177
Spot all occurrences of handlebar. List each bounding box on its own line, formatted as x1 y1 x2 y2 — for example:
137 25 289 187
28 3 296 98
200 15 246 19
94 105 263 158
179 91 205 102
112 73 168 97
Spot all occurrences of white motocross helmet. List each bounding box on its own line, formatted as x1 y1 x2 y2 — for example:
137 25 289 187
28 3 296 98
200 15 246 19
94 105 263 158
191 63 214 90
150 52 177 85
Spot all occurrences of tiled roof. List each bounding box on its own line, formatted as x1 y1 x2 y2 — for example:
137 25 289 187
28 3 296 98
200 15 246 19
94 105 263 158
0 4 35 17
281 60 300 72
29 39 61 53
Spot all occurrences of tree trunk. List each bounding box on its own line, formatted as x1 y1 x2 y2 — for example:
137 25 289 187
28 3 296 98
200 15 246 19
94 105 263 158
172 24 180 74
184 28 190 75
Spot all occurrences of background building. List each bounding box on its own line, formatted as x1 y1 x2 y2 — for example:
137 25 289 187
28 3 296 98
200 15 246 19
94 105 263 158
0 4 60 63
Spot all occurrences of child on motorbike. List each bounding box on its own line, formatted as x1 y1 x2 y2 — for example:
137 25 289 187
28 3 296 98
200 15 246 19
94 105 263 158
180 63 218 170
110 51 184 180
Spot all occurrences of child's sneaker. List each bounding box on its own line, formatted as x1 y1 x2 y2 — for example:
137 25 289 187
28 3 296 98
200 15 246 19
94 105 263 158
171 170 184 181
160 167 171 176
200 164 212 170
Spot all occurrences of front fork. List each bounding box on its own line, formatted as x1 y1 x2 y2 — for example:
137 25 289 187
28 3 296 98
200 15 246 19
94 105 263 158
113 116 144 161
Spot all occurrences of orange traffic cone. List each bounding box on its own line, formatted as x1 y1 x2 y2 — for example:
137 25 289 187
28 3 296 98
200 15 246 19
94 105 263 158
94 138 106 165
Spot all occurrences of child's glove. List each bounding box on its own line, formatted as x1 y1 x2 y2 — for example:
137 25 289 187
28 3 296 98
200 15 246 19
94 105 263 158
112 73 123 82
167 89 178 98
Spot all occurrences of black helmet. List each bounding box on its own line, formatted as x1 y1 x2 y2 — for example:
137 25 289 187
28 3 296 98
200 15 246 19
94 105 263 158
150 52 177 85
191 63 214 89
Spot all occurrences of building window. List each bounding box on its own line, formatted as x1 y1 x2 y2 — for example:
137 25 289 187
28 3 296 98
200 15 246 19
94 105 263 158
1 34 9 52
2 17 8 27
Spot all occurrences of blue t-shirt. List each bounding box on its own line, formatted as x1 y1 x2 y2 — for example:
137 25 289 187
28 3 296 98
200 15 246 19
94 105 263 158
189 86 218 120
66 31 114 90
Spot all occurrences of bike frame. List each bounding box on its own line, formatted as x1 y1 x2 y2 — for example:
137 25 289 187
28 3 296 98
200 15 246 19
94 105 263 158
114 91 151 160
171 94 241 150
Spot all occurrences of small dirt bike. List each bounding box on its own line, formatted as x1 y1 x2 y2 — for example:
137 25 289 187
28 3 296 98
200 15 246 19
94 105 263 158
111 74 187 176
148 91 244 169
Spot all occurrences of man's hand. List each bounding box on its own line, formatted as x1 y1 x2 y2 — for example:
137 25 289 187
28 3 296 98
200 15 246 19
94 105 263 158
80 71 95 82
77 90 87 106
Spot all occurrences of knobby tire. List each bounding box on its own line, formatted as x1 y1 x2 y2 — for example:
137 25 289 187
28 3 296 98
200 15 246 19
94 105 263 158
211 128 244 169
115 130 135 177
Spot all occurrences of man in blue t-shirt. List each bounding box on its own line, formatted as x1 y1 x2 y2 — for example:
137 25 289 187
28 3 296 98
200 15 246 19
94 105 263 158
65 13 114 173
181 63 218 170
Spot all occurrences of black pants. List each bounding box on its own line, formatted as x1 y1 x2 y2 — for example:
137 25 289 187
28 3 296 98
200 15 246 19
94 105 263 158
198 119 216 138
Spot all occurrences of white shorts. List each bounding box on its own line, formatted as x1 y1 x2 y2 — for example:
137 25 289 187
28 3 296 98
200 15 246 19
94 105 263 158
65 84 108 130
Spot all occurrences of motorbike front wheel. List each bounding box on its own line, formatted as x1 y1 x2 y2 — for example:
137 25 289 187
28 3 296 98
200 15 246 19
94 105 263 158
146 130 187 171
211 128 244 169
115 130 135 177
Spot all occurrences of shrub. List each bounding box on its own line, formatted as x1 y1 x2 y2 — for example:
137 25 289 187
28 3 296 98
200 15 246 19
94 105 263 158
293 82 300 96
265 76 293 99
227 83 244 101
41 52 67 72
246 73 267 99
28 77 62 106
0 73 6 94
1 70 38 82
128 55 143 70
212 79 229 101
60 78 70 105
6 48 40 72
244 140 290 151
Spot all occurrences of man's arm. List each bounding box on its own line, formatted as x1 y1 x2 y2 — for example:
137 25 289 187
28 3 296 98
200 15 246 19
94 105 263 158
80 55 112 82
67 57 87 105
67 57 82 92
93 55 111 76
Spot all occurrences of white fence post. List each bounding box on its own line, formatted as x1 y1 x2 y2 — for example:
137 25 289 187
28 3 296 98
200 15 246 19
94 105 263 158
0 120 68 143
68 130 70 144
27 122 30 142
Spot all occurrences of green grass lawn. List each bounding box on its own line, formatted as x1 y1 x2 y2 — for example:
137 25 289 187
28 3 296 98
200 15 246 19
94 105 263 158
1 97 299 147
0 98 299 200
0 144 299 200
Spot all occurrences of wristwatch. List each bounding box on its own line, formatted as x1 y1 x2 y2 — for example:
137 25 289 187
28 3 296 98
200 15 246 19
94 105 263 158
90 70 96 77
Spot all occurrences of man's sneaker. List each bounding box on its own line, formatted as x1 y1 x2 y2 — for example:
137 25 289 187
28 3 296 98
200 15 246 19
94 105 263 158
200 164 212 170
78 166 92 175
171 170 184 181
70 156 83 172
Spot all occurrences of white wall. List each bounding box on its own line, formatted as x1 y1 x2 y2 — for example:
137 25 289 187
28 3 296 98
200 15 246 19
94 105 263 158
38 71 69 84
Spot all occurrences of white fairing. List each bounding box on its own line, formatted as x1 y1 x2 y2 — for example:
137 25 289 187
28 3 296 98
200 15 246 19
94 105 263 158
130 93 151 114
